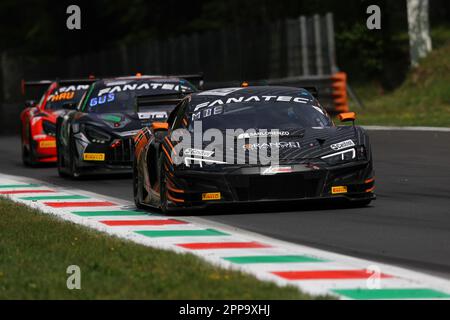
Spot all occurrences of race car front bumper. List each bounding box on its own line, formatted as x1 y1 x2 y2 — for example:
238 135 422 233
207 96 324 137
164 160 375 210
74 136 134 175
31 135 57 162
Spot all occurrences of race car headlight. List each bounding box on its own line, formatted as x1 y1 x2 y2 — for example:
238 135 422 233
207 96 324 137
42 121 56 137
82 125 111 144
183 157 227 168
321 148 356 164
356 146 367 161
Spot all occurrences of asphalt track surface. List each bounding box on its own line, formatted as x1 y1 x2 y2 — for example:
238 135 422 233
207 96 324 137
1 130 449 278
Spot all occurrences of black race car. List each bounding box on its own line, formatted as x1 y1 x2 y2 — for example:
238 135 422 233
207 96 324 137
56 75 200 178
133 86 375 212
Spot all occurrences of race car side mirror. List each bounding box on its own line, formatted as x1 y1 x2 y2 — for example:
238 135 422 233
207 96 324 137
338 112 356 124
25 100 37 108
151 122 169 131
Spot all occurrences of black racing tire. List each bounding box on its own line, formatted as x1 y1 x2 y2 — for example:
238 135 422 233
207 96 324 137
67 137 81 179
26 125 38 167
21 123 30 166
57 138 68 178
133 158 146 209
159 154 168 214
22 143 30 166
56 123 68 177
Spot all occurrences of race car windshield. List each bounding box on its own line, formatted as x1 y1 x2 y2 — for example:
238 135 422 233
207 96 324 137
83 81 195 114
190 102 332 132
45 90 86 110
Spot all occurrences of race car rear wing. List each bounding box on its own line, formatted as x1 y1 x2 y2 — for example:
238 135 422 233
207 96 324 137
21 77 98 96
168 73 204 90
56 78 98 86
203 80 318 98
135 92 187 114
21 80 53 96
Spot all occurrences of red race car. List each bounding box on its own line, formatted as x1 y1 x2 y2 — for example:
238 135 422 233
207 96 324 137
20 78 95 166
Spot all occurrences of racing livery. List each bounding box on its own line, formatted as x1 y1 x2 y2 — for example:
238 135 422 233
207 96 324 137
56 75 199 178
133 86 375 212
20 79 94 166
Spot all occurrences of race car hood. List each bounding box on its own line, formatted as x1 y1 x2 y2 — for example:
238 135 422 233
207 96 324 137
76 112 153 137
180 126 369 167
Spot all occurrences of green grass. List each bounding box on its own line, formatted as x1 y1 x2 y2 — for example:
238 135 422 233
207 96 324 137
349 42 450 127
0 198 326 300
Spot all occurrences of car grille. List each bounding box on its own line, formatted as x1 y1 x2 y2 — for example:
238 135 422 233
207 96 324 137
107 138 134 165
227 173 322 201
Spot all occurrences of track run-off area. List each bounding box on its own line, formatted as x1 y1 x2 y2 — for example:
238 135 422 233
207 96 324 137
1 127 450 299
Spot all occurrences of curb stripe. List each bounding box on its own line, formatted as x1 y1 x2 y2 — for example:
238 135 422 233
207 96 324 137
333 288 450 300
272 270 393 280
0 189 55 195
44 201 116 208
20 195 90 201
223 255 328 264
3 173 450 300
0 184 41 188
101 219 187 226
136 229 229 237
177 241 271 250
71 210 149 217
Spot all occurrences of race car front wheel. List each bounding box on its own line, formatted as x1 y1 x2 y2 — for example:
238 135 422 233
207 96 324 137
67 137 81 179
159 154 168 214
56 129 69 177
22 145 30 166
133 159 145 209
24 125 38 167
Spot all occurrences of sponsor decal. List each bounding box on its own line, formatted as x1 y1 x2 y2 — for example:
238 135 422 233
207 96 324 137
330 140 355 151
39 140 56 148
184 148 214 158
58 85 89 92
193 95 310 112
138 111 168 120
191 106 223 121
202 192 221 201
243 141 301 151
89 93 115 107
238 131 290 139
261 166 293 175
83 153 105 161
50 92 75 102
331 186 348 194
97 83 191 96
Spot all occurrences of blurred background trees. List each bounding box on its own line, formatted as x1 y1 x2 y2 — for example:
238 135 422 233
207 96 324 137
1 0 449 89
